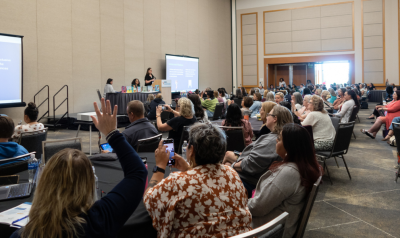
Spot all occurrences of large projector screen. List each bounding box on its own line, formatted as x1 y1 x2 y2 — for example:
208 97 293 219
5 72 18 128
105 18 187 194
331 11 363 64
166 54 199 92
0 33 24 108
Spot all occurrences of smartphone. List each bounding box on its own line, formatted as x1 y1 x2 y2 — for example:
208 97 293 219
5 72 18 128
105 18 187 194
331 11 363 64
163 139 175 166
100 143 113 153
233 150 241 157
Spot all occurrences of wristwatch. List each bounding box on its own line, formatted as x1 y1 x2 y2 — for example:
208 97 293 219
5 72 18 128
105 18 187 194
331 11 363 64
153 166 165 174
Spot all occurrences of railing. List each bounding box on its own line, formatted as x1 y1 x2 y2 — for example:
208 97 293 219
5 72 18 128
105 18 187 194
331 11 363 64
53 85 69 127
33 85 49 122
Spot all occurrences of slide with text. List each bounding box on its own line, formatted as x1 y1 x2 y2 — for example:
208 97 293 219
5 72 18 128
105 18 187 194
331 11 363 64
166 55 199 92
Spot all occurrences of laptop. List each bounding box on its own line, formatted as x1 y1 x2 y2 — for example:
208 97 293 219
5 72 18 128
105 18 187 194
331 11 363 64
0 183 33 201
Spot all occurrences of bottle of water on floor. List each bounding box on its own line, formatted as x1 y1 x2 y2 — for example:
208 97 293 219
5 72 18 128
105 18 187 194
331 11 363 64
28 154 38 184
182 140 188 161
92 166 99 201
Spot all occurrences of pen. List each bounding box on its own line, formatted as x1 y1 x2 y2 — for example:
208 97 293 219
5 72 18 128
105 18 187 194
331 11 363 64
11 215 28 225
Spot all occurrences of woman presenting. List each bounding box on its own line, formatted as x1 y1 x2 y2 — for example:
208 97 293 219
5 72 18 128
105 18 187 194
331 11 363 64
144 67 156 86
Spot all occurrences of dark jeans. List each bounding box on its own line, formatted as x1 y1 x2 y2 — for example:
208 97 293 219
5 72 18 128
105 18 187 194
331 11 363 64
240 177 256 198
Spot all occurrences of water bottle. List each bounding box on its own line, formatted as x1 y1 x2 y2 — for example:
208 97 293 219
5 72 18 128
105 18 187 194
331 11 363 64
28 154 38 184
92 166 99 201
182 140 188 161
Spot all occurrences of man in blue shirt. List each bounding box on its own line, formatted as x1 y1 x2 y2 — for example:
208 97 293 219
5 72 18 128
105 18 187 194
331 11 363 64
0 116 29 166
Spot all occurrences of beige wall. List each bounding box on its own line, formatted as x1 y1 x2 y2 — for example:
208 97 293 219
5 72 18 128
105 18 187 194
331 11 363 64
235 0 399 88
0 0 232 121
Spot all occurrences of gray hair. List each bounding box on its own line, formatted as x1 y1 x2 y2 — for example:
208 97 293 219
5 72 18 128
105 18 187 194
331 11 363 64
303 95 311 105
293 92 303 105
189 123 227 165
266 92 275 101
328 88 337 97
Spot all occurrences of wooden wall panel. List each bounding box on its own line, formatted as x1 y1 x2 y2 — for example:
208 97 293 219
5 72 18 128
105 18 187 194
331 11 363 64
241 13 258 87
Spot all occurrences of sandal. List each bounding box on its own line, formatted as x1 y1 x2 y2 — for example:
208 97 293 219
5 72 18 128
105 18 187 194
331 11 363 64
360 129 375 139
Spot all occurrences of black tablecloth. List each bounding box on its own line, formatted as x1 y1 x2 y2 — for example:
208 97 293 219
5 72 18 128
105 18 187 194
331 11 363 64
212 117 264 133
0 152 177 238
106 93 158 115
369 90 386 103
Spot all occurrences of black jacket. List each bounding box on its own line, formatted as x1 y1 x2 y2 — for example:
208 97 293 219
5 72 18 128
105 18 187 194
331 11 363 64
147 98 165 120
122 118 159 148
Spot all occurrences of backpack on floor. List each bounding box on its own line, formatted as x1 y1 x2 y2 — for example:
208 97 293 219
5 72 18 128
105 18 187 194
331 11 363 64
389 137 396 147
361 101 368 109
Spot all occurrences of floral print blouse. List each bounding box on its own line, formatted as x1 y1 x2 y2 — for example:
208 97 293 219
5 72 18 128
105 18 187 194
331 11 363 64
12 123 45 139
144 163 252 238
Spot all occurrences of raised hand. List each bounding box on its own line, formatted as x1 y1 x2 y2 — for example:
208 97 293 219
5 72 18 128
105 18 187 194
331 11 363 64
91 98 118 136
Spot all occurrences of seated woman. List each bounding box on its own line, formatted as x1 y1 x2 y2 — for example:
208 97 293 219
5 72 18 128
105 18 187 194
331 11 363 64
328 88 337 103
12 102 45 139
334 90 358 123
147 93 165 120
200 91 218 118
0 116 29 164
222 105 293 197
11 99 148 238
165 94 209 122
302 87 312 96
103 78 116 97
385 85 394 102
156 97 197 149
261 90 269 102
249 92 262 117
131 78 140 88
263 92 275 102
291 92 303 113
362 90 400 139
321 90 333 111
248 124 321 238
258 101 277 138
294 95 311 121
222 104 254 146
240 96 253 116
332 88 348 113
274 92 285 104
144 123 252 237
214 90 226 115
302 95 336 151
144 94 154 115
315 88 322 96
279 101 301 125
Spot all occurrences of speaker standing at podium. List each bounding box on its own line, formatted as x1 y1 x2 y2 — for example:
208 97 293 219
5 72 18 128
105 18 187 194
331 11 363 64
144 67 156 86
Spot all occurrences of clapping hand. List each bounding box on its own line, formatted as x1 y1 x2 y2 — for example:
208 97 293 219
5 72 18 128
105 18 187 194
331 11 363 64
91 98 117 136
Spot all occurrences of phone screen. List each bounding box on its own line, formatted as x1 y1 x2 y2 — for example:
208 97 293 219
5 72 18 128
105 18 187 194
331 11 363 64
100 143 113 153
163 140 175 166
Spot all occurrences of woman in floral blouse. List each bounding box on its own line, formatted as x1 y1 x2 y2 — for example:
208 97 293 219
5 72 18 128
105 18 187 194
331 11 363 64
144 123 252 238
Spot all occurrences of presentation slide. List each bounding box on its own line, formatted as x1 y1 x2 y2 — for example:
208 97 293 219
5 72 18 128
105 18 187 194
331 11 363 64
166 55 198 92
0 34 23 106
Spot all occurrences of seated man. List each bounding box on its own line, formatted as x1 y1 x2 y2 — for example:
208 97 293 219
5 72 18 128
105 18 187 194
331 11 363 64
0 116 29 165
200 90 218 118
122 100 159 149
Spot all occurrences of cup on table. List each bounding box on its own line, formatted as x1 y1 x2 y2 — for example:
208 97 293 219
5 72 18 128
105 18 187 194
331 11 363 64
244 115 249 120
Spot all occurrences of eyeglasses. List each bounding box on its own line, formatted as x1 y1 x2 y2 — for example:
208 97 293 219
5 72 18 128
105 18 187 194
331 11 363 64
267 113 276 117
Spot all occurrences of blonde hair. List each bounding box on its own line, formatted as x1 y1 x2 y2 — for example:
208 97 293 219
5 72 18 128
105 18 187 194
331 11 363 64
271 105 294 134
214 90 219 98
266 92 275 101
178 97 194 117
156 93 162 99
321 90 331 100
275 92 284 99
147 94 154 102
263 90 269 98
22 149 95 238
310 95 326 113
315 88 322 95
261 101 277 125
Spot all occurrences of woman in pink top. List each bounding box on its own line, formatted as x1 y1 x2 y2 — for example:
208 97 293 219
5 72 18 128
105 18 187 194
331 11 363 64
222 103 254 146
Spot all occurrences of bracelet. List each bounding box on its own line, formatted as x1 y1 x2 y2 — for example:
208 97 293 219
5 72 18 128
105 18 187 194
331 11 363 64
106 129 119 141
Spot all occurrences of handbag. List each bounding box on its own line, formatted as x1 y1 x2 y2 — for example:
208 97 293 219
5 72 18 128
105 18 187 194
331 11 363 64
389 137 396 147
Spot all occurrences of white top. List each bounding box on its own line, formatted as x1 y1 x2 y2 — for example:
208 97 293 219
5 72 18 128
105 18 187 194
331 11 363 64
12 123 45 139
103 84 116 97
279 81 287 88
302 111 336 142
295 104 303 111
335 99 355 123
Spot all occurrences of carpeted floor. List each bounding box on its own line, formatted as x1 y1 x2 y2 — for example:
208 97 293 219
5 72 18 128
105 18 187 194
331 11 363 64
45 107 400 238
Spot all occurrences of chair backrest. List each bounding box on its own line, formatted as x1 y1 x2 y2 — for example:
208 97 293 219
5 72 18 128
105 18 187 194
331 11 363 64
302 125 314 142
212 103 224 120
42 138 82 164
136 134 162 153
0 153 35 176
393 123 400 153
234 98 243 108
0 175 19 186
177 126 191 154
18 128 48 159
295 176 322 238
230 212 289 238
330 116 341 132
348 105 359 123
332 122 355 154
220 126 246 152
96 89 102 101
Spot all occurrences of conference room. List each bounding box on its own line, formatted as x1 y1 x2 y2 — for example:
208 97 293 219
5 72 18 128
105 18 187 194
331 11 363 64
0 0 399 237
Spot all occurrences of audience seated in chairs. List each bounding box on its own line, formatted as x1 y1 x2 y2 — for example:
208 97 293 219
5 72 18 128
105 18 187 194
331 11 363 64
0 116 29 165
12 102 45 140
334 90 358 123
328 88 337 104
147 93 165 120
291 92 303 113
279 101 301 125
200 90 218 118
274 92 285 104
10 99 148 238
258 101 277 137
156 97 197 149
223 105 293 198
263 91 275 103
321 90 334 111
144 123 252 237
222 103 254 146
301 95 336 151
214 90 226 115
294 95 311 122
122 100 159 149
249 92 262 117
167 94 209 123
238 96 253 116
248 124 322 238
332 88 347 113
362 90 400 139
144 94 154 115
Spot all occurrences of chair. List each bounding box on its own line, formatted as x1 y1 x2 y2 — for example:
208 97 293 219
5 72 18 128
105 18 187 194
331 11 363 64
212 103 224 121
234 98 243 108
294 176 322 238
42 138 82 164
96 89 102 101
392 123 400 182
316 122 355 185
136 134 162 153
220 126 246 152
0 175 19 186
177 126 190 154
348 105 359 139
18 128 48 159
330 116 341 133
230 212 289 238
0 153 34 176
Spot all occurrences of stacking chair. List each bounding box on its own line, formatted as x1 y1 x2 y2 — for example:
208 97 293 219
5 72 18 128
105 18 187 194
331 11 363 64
330 116 341 133
230 212 289 238
294 176 322 238
316 122 355 185
136 134 162 153
0 153 34 176
42 138 82 164
212 103 224 121
393 123 400 182
177 126 191 154
220 126 246 152
18 128 48 159
348 105 359 139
